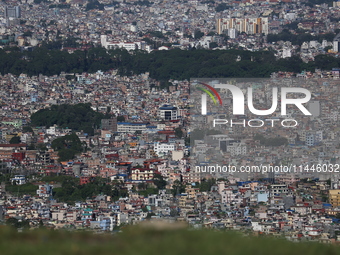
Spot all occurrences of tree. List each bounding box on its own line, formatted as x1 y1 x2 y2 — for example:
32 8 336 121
6 217 30 229
9 136 21 144
194 30 204 40
38 219 45 228
57 149 77 162
326 179 331 186
324 46 332 52
215 3 230 12
170 208 179 217
174 127 183 138
86 0 104 11
153 173 167 190
51 133 85 161
22 126 33 133
30 103 105 135
117 116 125 122
171 180 185 197
65 75 74 81
36 143 47 152
335 213 340 220
146 212 156 219
199 178 216 192
138 186 159 197
209 42 218 49
0 46 325 82
6 217 20 228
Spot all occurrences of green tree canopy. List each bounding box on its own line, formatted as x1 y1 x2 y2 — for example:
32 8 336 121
51 133 85 161
0 46 338 87
30 103 106 135
153 173 167 190
9 136 21 144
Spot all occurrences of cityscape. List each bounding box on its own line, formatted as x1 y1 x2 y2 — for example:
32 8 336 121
1 0 340 253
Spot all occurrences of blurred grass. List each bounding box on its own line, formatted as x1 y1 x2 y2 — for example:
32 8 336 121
0 224 338 255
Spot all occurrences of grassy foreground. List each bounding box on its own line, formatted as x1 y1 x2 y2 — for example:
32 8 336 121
0 223 338 255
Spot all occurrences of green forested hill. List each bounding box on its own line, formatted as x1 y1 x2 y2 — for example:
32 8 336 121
1 46 339 81
30 103 106 135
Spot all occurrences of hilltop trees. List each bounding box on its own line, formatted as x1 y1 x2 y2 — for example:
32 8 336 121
0 46 340 85
9 136 21 144
30 103 106 135
51 133 85 161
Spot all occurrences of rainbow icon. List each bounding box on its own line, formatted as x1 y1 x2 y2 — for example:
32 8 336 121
196 82 222 115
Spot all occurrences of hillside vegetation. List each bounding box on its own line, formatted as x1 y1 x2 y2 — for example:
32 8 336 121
0 224 338 255
30 103 107 135
1 47 339 81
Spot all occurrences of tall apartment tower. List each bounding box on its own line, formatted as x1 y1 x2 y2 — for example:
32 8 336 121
216 17 268 35
333 33 340 52
5 6 21 19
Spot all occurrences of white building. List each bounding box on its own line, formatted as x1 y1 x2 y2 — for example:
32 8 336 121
154 142 175 156
101 35 150 52
326 111 338 121
284 12 296 20
11 175 26 185
228 28 237 39
46 126 57 135
282 47 292 58
36 184 53 198
117 122 148 133
172 150 184 161
306 134 315 147
270 184 289 196
227 143 247 156
333 33 340 52
158 105 178 120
